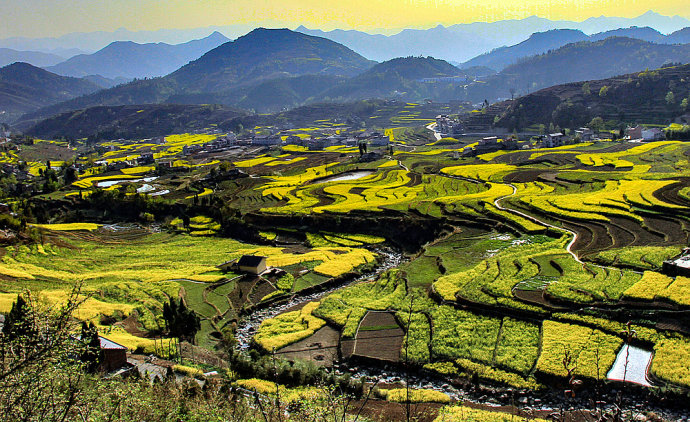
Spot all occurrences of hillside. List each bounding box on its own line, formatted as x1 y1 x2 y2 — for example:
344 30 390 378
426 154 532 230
0 48 66 68
320 56 465 102
667 27 690 44
14 77 178 128
494 63 690 130
462 37 690 103
46 32 230 80
168 74 347 112
26 104 247 140
589 26 666 43
0 62 101 123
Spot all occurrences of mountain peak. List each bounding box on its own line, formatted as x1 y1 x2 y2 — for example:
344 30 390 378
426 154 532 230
206 31 228 40
638 10 662 18
167 26 373 91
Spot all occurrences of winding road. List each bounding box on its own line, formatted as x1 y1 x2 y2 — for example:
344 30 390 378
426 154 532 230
494 183 583 264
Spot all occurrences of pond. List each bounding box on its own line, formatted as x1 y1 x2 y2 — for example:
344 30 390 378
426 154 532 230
97 176 157 188
606 344 653 387
310 170 375 185
136 184 156 193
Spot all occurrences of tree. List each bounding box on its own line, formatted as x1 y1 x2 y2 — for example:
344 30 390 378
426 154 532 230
79 322 102 373
589 117 605 132
666 91 675 105
598 86 609 97
162 297 201 344
0 286 89 421
3 294 35 342
682 98 689 111
64 167 78 185
581 82 591 96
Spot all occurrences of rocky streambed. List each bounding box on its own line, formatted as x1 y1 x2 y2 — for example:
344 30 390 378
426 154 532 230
234 248 405 350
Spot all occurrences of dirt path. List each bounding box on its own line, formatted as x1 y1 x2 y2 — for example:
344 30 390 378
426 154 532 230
426 123 442 141
493 183 582 263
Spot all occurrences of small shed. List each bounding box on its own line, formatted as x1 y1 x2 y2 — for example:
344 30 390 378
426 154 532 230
237 255 268 275
99 335 128 372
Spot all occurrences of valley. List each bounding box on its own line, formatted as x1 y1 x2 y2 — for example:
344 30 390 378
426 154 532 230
2 9 690 421
3 99 690 419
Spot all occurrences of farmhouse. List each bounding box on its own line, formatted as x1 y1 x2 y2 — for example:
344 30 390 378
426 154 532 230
237 255 268 275
626 125 643 139
99 336 129 372
252 136 282 146
641 128 664 141
662 248 690 277
574 127 594 142
543 133 565 148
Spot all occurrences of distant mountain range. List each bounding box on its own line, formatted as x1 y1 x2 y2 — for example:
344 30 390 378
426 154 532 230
0 63 100 123
0 11 687 61
0 25 254 53
6 26 690 130
463 26 690 72
13 28 376 125
45 32 230 80
297 11 690 62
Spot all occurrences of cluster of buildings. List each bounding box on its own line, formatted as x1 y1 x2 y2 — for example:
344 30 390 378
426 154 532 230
435 115 463 136
178 130 389 155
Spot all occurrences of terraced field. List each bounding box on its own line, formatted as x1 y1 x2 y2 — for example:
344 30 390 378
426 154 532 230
242 138 690 392
7 123 690 409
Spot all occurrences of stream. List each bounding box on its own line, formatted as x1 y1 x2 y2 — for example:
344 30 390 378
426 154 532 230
234 248 405 350
232 243 684 421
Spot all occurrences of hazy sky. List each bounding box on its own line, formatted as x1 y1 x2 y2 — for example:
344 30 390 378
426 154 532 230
2 0 689 38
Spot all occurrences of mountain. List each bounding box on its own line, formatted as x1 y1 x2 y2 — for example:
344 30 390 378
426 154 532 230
46 32 230 79
25 104 247 140
461 29 589 72
667 27 690 44
319 56 465 102
0 62 101 123
576 11 690 35
462 37 690 104
297 25 496 63
494 63 690 130
16 28 375 122
0 48 66 68
589 26 665 43
15 77 177 128
0 26 254 53
167 74 347 112
82 75 131 89
297 12 690 64
461 25 690 72
167 28 374 92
